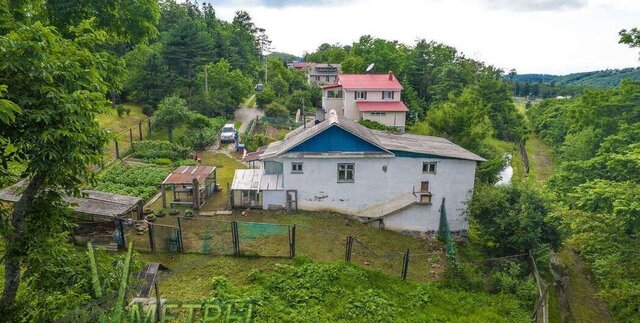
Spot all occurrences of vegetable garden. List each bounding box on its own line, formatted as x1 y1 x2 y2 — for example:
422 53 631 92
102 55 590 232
92 162 171 200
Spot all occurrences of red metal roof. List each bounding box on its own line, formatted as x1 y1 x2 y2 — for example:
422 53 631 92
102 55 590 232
337 73 403 90
357 101 409 112
292 62 307 69
162 166 215 185
321 84 342 90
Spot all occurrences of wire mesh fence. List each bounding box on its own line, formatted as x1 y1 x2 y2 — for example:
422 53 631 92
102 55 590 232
236 221 291 257
130 216 452 282
177 217 234 255
103 118 152 166
294 224 347 263
149 223 180 253
350 237 406 279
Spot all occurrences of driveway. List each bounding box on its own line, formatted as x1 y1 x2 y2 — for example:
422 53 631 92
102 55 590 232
234 94 263 134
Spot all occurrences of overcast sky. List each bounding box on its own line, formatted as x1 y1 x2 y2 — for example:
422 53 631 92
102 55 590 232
209 0 640 74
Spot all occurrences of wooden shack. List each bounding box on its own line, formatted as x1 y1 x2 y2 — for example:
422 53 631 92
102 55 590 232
160 166 216 209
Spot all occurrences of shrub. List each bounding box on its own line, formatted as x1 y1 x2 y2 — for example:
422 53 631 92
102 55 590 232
242 133 272 152
116 104 131 117
130 140 190 161
264 102 289 118
358 119 397 131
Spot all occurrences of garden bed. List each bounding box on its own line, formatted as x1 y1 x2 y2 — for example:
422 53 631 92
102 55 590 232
92 161 171 200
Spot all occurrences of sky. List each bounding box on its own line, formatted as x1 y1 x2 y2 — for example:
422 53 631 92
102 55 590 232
209 0 640 75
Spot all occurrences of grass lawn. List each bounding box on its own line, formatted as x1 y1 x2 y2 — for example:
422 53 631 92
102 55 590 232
133 210 444 301
245 94 256 109
526 134 555 185
96 103 151 162
554 249 613 323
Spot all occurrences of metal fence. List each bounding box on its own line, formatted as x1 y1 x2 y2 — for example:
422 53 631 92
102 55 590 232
129 216 451 282
102 118 152 167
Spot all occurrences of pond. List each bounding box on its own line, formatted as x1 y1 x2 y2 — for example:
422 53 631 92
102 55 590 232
496 153 513 186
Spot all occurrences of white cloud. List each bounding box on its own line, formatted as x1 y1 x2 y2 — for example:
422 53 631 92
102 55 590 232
215 0 640 74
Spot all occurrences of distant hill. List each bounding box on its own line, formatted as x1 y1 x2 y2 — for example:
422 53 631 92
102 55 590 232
510 67 640 88
268 52 301 63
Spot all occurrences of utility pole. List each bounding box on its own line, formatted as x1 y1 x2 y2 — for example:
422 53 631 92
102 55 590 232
204 65 209 93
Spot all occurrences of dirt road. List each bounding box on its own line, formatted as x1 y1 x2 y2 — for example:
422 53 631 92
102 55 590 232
234 94 263 134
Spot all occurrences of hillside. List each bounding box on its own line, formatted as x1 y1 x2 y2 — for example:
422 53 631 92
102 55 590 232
511 67 640 87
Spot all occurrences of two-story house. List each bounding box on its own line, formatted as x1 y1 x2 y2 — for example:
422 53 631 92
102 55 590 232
322 72 408 131
231 109 485 235
307 63 341 86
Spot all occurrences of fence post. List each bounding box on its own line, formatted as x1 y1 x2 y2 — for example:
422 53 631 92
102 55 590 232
115 140 120 159
138 121 143 141
231 221 239 256
289 225 296 258
148 223 155 253
129 128 133 143
345 236 353 262
177 217 184 253
154 282 161 322
117 218 126 251
401 249 410 280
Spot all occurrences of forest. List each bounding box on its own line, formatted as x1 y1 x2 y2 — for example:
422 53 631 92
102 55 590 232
0 0 639 321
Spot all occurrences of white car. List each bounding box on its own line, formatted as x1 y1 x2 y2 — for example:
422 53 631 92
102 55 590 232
220 124 237 143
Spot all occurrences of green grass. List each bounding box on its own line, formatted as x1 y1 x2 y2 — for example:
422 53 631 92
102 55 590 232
526 134 555 185
128 205 445 303
199 151 247 210
555 249 613 323
245 95 256 109
96 103 151 162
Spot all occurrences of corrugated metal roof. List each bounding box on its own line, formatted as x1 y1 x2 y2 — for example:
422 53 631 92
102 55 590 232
357 101 409 112
231 169 261 190
0 183 141 218
337 73 403 90
259 174 284 191
162 166 215 185
258 110 485 162
372 130 486 161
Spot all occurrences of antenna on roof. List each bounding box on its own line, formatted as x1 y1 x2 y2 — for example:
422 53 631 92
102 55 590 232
365 63 374 73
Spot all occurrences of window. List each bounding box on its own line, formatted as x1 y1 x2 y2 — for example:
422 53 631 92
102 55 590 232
326 90 343 99
383 91 394 100
337 163 355 182
422 162 437 174
315 76 320 81
355 91 367 100
291 162 303 173
420 181 429 192
326 76 330 82
370 112 386 116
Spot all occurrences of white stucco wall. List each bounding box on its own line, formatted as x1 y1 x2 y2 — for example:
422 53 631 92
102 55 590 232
340 90 403 122
262 190 286 210
322 97 344 112
361 112 406 130
272 156 476 232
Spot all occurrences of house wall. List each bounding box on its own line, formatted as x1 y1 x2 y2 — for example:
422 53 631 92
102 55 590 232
274 156 476 232
342 90 402 121
262 190 286 210
309 74 338 86
322 97 343 112
361 112 406 130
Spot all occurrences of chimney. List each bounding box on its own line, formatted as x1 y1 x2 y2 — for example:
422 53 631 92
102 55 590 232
388 71 393 80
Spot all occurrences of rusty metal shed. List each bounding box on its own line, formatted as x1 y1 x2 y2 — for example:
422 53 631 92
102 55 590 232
160 166 217 209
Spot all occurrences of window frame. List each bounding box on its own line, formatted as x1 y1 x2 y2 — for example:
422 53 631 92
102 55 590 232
382 91 394 100
337 163 355 183
355 91 367 100
291 162 303 174
422 162 437 174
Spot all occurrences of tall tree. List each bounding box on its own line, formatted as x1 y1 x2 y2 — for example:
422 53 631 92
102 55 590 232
0 22 111 309
154 95 191 142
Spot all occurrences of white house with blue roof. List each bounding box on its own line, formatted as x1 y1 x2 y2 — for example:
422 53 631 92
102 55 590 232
232 110 485 234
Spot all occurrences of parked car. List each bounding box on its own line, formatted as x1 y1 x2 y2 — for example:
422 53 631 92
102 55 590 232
220 124 237 143
255 83 264 91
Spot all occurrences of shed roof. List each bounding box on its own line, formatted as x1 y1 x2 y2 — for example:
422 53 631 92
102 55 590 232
0 183 141 219
357 101 409 112
337 73 403 90
231 169 261 190
162 166 215 185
